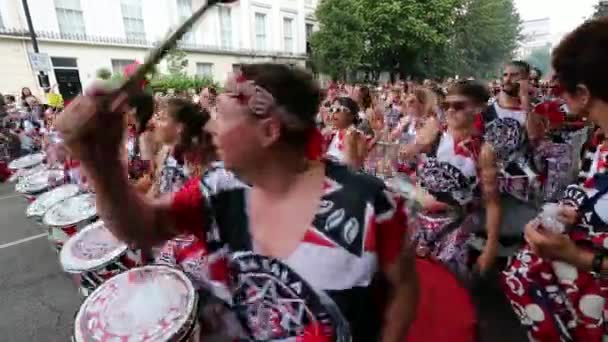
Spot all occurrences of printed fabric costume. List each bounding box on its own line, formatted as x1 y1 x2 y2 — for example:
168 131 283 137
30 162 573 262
169 159 408 341
501 174 608 342
412 131 481 278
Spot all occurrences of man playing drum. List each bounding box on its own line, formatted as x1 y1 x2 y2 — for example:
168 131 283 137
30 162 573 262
56 63 419 341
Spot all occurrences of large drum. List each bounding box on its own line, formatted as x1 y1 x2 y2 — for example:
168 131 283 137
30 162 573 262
60 221 141 296
73 265 199 342
43 193 97 251
15 168 65 202
405 258 477 342
26 184 80 223
8 163 46 183
8 152 45 171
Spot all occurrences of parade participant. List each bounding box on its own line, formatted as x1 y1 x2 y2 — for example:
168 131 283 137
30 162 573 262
56 63 418 342
325 96 367 169
385 86 404 131
125 94 157 181
502 17 608 342
147 98 208 198
20 87 39 110
390 87 437 144
399 81 500 277
199 86 217 113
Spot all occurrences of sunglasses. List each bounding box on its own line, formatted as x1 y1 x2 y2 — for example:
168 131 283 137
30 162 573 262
330 105 351 113
442 100 469 111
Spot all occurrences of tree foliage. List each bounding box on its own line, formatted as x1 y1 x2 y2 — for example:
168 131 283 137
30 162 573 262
311 0 521 80
525 45 551 77
309 0 365 80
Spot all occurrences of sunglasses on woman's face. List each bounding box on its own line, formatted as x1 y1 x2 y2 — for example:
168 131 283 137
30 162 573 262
330 105 351 113
442 100 469 112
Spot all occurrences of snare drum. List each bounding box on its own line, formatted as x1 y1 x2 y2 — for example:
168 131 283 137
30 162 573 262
73 265 199 342
15 168 65 202
8 152 45 171
43 193 97 251
26 184 80 224
61 221 142 296
8 163 46 183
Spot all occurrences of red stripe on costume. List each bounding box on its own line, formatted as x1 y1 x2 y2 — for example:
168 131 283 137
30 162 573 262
302 229 338 248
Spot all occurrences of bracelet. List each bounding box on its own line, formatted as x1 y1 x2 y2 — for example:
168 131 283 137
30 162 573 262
592 251 606 274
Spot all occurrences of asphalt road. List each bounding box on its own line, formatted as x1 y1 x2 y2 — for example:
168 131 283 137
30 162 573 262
0 181 528 342
0 183 80 342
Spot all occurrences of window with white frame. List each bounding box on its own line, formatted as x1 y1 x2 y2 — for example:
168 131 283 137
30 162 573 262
111 59 136 75
121 0 146 44
196 63 213 78
219 6 232 49
177 0 194 44
306 23 314 41
283 17 294 53
255 13 267 51
54 0 86 37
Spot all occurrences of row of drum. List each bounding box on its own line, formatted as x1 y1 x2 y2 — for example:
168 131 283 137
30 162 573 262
10 153 205 342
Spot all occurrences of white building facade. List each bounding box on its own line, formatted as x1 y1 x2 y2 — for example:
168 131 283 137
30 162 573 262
516 17 551 59
0 0 318 99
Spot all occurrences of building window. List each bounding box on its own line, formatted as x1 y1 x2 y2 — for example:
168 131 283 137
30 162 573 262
283 17 294 53
52 57 78 68
111 59 136 75
196 63 213 78
54 0 86 37
177 0 194 44
306 23 314 41
255 13 267 51
121 0 146 44
219 6 232 49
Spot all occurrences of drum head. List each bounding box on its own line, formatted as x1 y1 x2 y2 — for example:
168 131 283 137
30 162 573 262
405 258 476 342
43 193 96 227
74 265 196 342
8 152 45 170
229 252 350 341
9 163 46 183
15 169 63 194
26 184 80 218
60 221 128 273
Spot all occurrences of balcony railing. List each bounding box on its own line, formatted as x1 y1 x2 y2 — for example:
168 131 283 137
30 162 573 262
0 27 308 59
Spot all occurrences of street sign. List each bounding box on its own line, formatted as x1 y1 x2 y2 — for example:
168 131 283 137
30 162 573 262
28 52 52 72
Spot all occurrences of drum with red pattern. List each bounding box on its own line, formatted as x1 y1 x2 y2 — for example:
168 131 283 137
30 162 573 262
15 168 64 202
8 152 45 171
73 265 199 342
61 221 142 297
42 193 97 252
26 184 80 224
405 258 477 342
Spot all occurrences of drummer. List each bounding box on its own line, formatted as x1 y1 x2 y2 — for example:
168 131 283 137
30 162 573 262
502 17 608 341
56 63 418 341
397 80 500 278
323 96 367 169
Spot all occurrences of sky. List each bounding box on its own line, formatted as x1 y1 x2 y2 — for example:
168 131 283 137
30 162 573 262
514 0 597 43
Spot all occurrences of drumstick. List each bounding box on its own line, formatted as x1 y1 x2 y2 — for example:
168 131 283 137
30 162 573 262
120 0 238 93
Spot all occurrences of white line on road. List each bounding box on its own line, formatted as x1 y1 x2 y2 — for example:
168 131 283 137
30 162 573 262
0 233 47 250
0 194 20 201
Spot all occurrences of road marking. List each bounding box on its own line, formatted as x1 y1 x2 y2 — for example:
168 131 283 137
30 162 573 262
0 194 20 201
0 233 47 250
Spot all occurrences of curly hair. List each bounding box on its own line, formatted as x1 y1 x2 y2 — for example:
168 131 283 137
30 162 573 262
552 17 608 102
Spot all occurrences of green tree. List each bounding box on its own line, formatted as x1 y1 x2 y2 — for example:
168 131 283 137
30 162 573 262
443 0 521 78
96 68 112 80
309 0 365 80
594 0 608 18
525 45 551 77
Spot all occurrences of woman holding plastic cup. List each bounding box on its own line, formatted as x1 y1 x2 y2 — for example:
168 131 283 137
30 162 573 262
502 18 608 342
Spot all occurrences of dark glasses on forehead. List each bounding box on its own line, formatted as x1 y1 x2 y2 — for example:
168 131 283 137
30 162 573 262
441 100 469 111
330 105 351 113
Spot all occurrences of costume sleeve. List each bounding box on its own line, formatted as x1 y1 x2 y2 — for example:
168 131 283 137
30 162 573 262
373 189 408 268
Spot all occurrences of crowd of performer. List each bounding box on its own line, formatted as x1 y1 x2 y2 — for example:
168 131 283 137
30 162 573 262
2 16 608 342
